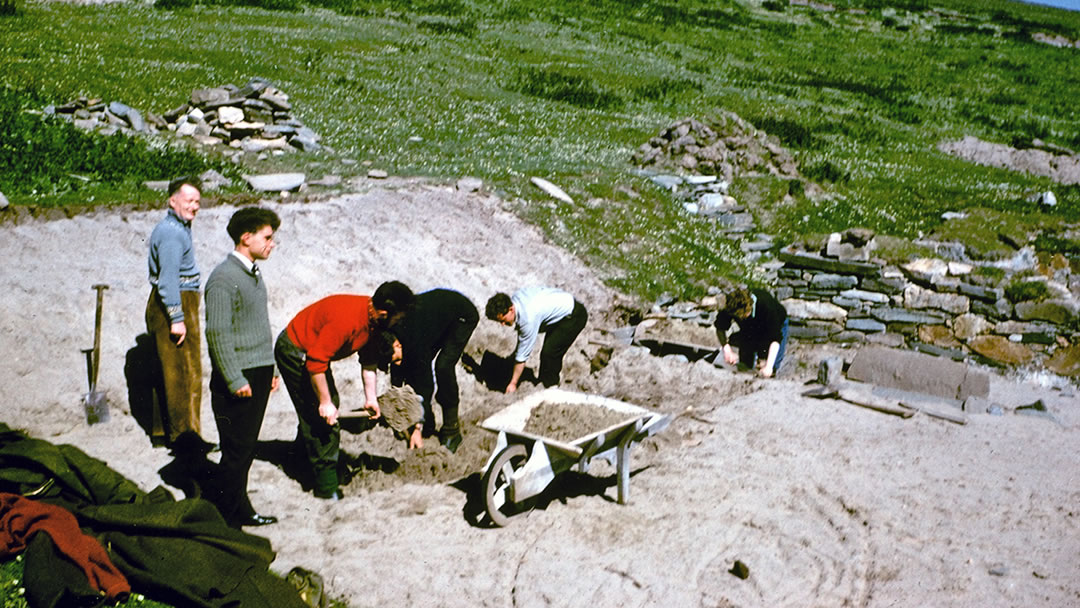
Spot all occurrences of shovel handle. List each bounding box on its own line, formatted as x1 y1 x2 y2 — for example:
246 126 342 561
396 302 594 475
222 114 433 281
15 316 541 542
91 284 109 389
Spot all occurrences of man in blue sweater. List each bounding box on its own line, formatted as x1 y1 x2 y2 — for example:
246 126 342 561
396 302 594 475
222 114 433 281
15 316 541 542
146 176 208 450
205 207 281 528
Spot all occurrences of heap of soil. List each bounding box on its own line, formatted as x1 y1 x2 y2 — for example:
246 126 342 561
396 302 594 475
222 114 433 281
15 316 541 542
378 385 423 433
521 401 635 444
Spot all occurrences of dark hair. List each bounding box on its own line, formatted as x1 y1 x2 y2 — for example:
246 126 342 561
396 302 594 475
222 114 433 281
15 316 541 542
723 287 754 319
371 330 399 371
227 207 280 244
485 293 513 320
372 281 415 317
168 175 202 197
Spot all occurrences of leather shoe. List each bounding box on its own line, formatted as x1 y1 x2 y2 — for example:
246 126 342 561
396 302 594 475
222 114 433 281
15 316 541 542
240 513 278 526
314 489 343 501
439 431 463 454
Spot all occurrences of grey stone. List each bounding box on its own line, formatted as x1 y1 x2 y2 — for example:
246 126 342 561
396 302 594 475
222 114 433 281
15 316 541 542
650 175 682 190
831 331 866 343
0 190 9 210
190 87 231 106
846 318 886 333
858 276 906 295
143 180 169 191
198 169 231 191
240 137 287 153
904 284 970 314
911 341 967 361
175 121 198 137
957 282 1002 302
238 78 271 99
865 332 906 348
289 135 322 152
971 298 1012 320
778 247 881 277
218 106 245 124
774 286 794 301
782 298 847 322
817 356 845 386
244 172 305 192
869 307 949 325
261 124 298 138
788 325 830 341
456 176 483 192
831 296 864 309
1014 299 1078 325
951 313 989 342
839 288 890 304
811 273 858 290
847 345 989 400
368 169 389 179
107 101 145 132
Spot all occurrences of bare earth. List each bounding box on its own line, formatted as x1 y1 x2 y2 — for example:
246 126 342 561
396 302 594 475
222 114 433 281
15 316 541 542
1 180 1078 607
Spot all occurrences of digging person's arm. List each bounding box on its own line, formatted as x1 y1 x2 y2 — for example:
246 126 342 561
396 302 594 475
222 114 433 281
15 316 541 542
361 365 381 419
507 361 526 393
309 371 338 425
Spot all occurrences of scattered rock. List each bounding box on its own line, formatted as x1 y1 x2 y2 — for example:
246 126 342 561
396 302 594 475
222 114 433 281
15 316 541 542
456 177 483 192
244 173 305 192
1044 344 1080 377
530 177 573 204
0 191 8 210
367 169 388 179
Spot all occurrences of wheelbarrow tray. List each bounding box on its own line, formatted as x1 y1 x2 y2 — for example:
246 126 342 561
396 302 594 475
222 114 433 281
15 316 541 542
479 388 671 526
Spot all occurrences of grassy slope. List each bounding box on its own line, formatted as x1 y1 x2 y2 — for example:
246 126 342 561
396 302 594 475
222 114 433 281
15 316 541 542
1 0 1079 300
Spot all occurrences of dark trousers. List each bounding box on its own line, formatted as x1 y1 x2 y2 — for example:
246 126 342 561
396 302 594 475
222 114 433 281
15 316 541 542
392 309 478 432
209 365 273 527
145 288 202 443
731 318 789 374
539 300 588 387
274 330 340 496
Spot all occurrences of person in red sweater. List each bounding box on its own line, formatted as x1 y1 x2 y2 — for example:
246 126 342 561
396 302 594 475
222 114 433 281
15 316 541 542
274 282 414 499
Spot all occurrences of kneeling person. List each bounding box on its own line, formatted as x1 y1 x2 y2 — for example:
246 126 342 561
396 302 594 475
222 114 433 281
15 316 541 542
715 286 788 378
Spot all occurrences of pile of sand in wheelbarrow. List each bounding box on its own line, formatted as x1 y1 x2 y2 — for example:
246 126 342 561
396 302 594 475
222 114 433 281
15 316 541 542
522 401 634 443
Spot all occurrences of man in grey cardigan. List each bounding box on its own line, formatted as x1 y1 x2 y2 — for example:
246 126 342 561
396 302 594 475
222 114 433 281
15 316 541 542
205 207 281 528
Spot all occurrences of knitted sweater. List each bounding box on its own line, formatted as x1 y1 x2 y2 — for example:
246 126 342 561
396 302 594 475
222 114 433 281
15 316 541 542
148 209 200 323
205 253 274 392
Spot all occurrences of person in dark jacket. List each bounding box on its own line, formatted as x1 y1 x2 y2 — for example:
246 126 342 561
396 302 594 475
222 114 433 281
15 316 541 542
389 288 478 453
714 286 788 378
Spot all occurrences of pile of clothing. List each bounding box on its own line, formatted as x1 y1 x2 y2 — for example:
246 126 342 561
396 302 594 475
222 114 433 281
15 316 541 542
0 423 307 608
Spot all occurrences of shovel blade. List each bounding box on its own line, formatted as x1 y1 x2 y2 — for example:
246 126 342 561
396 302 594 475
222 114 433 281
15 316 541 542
82 390 110 425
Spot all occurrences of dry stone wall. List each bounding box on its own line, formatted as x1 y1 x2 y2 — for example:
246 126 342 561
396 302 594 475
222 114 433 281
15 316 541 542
774 233 1080 375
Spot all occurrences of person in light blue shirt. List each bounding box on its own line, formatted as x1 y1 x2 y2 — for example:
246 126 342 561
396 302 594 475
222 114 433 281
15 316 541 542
485 286 587 393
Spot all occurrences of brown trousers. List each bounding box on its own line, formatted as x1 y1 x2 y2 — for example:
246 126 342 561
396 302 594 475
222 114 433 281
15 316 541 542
145 288 202 443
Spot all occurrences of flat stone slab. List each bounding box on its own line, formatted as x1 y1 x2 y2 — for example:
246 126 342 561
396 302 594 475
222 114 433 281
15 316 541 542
847 345 989 401
778 247 881 277
244 172 305 192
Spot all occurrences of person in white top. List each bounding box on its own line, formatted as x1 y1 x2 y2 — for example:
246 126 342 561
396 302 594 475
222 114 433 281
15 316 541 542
485 286 588 393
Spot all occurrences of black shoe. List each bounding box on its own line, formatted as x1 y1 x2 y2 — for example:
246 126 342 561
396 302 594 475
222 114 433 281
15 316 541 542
314 489 343 501
239 513 278 526
439 431 463 454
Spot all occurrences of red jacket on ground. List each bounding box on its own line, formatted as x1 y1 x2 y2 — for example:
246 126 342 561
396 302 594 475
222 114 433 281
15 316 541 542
0 492 130 602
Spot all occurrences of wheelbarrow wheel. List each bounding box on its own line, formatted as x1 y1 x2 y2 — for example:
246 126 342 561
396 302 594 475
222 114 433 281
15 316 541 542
482 443 529 527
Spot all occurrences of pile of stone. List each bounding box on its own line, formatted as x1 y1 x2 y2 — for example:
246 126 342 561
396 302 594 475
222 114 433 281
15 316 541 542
631 113 801 183
772 230 1079 374
46 78 323 156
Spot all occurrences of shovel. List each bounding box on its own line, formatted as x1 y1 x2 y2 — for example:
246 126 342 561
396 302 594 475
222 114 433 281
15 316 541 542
81 283 110 424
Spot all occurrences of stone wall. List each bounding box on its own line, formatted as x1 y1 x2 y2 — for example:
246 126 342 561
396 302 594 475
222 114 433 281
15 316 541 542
775 235 1079 375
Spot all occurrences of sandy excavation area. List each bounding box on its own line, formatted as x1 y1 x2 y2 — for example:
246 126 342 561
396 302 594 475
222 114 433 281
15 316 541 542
1 179 1078 607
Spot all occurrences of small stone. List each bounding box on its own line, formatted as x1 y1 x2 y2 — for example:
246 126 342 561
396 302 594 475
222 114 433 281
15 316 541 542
368 169 388 179
728 560 749 580
0 190 9 210
456 177 483 192
244 172 306 192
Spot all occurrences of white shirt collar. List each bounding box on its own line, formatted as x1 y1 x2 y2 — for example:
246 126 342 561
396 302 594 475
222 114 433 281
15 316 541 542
231 250 256 273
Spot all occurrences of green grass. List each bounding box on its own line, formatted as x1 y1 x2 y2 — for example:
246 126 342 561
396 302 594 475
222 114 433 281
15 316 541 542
1 0 1078 302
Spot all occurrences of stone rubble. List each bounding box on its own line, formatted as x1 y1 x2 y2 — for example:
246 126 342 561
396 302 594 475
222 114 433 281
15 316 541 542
45 77 325 157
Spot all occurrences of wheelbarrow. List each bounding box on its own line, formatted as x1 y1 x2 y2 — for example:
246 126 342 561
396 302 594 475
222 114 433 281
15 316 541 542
479 388 671 527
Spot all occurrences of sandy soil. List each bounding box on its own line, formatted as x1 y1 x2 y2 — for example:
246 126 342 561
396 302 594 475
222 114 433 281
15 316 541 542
1 179 1078 607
